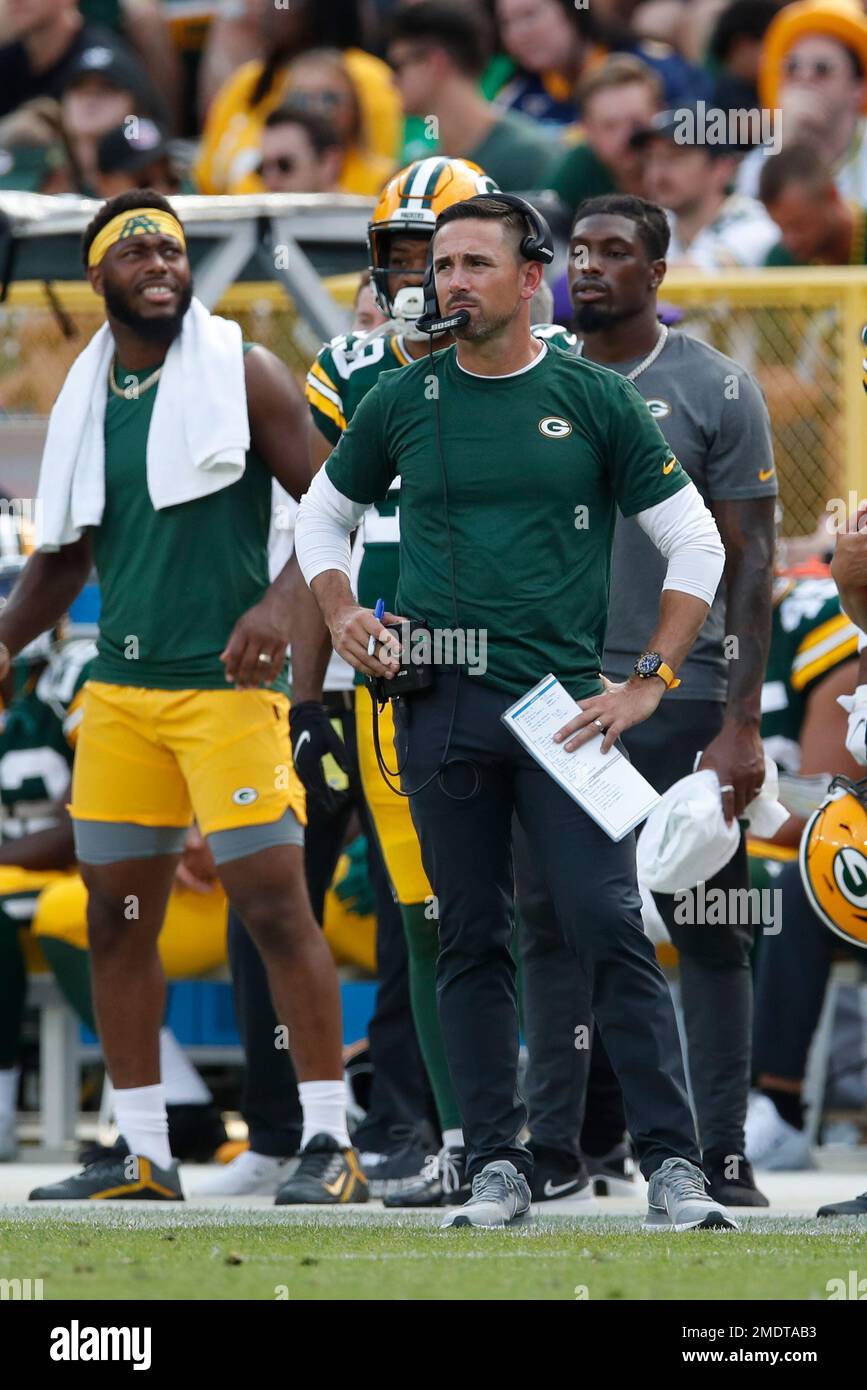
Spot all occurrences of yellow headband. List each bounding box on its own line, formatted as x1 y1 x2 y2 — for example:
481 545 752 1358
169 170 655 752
88 208 186 268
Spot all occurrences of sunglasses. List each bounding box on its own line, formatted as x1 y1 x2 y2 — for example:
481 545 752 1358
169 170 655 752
784 57 843 80
259 155 298 178
288 90 347 111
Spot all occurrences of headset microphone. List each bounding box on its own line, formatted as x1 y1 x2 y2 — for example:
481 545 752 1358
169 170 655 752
415 261 470 336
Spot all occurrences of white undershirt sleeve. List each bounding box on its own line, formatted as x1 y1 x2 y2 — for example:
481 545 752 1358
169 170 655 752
633 482 726 606
294 466 370 588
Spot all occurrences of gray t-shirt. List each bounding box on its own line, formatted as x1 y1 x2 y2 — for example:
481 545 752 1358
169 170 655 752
599 330 777 701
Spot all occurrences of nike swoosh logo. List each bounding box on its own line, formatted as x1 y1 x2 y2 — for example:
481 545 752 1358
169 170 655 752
662 459 676 475
324 1170 347 1198
543 1178 580 1197
758 467 775 482
293 730 311 759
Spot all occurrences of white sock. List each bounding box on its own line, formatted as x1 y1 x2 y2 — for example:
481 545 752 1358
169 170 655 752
113 1083 172 1169
0 1066 20 1118
299 1080 350 1150
442 1127 464 1151
159 1028 212 1105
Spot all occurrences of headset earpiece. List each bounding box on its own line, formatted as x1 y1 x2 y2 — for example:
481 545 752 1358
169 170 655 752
462 192 555 265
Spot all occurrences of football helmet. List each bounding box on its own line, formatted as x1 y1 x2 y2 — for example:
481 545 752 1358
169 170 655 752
368 156 499 328
800 775 867 948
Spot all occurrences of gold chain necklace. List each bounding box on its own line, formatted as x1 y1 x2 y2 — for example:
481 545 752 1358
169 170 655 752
107 357 163 400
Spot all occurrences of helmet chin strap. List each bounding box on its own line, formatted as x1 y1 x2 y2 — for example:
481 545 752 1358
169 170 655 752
348 286 431 348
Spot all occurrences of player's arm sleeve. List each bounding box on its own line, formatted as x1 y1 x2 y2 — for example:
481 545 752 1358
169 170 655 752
634 484 726 606
305 348 346 445
706 367 777 500
606 376 691 517
295 385 396 588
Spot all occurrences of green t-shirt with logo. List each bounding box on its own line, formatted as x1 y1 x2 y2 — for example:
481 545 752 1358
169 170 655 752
306 324 578 621
325 343 687 699
89 345 286 692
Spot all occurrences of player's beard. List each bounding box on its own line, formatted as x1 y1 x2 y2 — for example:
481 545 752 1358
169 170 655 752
104 279 193 344
571 300 637 334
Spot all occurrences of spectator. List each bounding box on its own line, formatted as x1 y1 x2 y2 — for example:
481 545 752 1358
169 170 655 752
0 96 73 193
706 0 785 112
278 50 394 195
195 3 400 195
635 104 779 268
492 0 601 127
759 141 867 266
258 104 343 195
95 116 187 198
387 0 562 191
549 56 662 216
737 0 867 203
0 0 146 121
60 42 165 195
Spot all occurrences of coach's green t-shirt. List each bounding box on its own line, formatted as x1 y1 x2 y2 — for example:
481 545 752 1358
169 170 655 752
325 343 688 699
89 346 286 691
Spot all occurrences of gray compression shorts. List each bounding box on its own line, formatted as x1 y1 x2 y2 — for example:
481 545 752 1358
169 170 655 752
73 806 305 866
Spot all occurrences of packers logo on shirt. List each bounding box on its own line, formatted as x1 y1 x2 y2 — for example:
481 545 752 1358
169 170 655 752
232 786 259 806
645 398 672 420
538 416 572 438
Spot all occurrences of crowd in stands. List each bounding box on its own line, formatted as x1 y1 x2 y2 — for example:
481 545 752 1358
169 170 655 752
2 0 867 1193
0 0 863 271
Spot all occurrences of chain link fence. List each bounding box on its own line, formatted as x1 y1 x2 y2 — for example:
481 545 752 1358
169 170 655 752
2 269 866 538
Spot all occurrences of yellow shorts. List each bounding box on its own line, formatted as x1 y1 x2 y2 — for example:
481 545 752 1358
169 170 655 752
355 685 431 906
0 866 72 974
32 872 229 978
70 682 305 838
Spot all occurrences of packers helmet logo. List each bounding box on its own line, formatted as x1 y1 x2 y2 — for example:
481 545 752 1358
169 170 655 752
117 214 162 240
539 416 572 438
834 846 867 905
232 787 259 806
646 398 672 419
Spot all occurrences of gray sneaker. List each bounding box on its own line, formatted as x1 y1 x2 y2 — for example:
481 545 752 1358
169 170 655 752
441 1160 531 1229
645 1156 739 1232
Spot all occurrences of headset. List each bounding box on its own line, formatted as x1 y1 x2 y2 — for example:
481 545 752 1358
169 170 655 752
372 194 554 801
414 192 554 336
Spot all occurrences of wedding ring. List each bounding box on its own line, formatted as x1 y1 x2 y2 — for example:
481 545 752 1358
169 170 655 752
593 718 605 733
257 653 272 665
719 784 735 793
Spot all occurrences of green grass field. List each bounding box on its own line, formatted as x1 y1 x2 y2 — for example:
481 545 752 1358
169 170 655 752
2 1212 866 1300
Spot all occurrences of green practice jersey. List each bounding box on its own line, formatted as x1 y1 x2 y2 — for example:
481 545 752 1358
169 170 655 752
325 342 686 699
89 345 285 692
0 640 96 841
761 574 859 773
305 324 579 615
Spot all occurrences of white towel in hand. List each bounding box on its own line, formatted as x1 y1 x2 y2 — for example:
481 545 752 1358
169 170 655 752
36 297 250 550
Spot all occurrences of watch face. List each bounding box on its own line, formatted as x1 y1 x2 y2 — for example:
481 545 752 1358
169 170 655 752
635 652 662 677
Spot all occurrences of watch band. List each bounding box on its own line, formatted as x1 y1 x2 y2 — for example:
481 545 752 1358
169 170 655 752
656 661 681 690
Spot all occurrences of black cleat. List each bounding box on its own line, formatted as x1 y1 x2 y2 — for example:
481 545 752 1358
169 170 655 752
527 1141 592 1203
705 1154 769 1208
166 1102 228 1162
585 1139 637 1197
274 1133 368 1205
30 1149 183 1201
382 1145 470 1208
817 1191 867 1218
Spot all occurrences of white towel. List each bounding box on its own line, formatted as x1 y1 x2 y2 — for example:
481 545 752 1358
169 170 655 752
637 758 790 894
36 297 250 550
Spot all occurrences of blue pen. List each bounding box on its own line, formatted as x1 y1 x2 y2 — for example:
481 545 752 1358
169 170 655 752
368 597 386 656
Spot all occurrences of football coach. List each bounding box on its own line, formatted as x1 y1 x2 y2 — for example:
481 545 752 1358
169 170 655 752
295 194 733 1232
